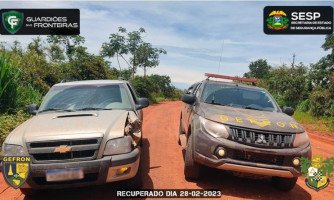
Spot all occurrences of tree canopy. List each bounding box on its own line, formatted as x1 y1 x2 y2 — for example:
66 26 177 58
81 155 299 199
101 27 166 79
244 33 334 118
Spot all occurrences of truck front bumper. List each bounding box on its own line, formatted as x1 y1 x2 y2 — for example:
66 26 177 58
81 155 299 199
193 131 311 178
21 147 140 189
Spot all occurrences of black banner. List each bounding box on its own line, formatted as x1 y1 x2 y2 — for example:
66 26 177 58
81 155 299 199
264 6 333 35
0 9 80 35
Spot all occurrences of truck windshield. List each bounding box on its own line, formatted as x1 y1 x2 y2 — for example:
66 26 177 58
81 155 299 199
201 83 279 112
39 84 133 112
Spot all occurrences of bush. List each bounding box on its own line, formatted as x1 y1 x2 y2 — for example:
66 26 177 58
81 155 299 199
0 111 29 149
296 99 310 112
0 54 20 113
309 89 334 117
15 85 43 110
261 65 309 108
131 74 181 103
131 76 153 99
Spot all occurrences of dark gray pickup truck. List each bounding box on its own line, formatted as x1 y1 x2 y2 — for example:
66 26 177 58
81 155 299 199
179 74 311 191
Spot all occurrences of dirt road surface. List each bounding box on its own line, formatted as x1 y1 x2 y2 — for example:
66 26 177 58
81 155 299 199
0 101 333 200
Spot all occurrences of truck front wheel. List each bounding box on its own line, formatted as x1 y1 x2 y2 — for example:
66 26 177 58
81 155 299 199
184 135 200 180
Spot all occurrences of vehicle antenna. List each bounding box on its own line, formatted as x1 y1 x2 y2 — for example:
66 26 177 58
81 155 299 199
218 40 224 73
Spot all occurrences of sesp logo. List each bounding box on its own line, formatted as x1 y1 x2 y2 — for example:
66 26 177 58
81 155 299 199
266 10 289 31
2 10 23 34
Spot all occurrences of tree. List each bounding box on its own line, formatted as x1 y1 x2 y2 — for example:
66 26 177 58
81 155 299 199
134 43 166 77
101 27 166 79
28 37 44 56
127 27 145 79
308 33 334 117
310 34 334 89
259 64 308 108
70 54 117 80
11 40 23 56
47 35 88 61
244 59 271 79
100 27 128 71
131 74 179 102
47 37 65 62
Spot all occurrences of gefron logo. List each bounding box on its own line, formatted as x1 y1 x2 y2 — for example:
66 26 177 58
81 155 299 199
2 10 23 34
266 10 289 31
2 156 31 188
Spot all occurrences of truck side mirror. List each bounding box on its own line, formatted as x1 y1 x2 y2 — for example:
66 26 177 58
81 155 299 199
181 94 196 105
282 106 294 116
136 98 149 110
27 104 38 115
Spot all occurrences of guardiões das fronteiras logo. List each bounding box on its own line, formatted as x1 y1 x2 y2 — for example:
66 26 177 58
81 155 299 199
2 10 23 34
266 10 289 31
2 156 31 188
301 155 334 191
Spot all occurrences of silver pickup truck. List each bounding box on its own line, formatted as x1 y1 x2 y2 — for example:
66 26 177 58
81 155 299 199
2 80 149 195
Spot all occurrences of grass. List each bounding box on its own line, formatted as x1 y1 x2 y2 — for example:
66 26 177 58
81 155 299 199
293 111 334 133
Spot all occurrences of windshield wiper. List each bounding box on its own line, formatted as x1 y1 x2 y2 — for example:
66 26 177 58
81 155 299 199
39 108 74 113
75 107 113 111
209 101 226 106
243 105 263 111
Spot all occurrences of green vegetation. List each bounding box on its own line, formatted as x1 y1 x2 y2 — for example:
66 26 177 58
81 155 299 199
244 34 334 132
293 111 334 133
0 111 29 149
0 28 181 148
132 75 182 103
101 27 166 78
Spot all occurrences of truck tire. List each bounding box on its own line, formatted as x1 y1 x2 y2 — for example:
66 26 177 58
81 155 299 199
272 177 297 191
184 135 200 180
127 159 143 189
178 119 183 145
20 188 38 196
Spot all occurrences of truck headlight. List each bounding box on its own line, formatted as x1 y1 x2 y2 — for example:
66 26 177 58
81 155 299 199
104 136 132 155
199 116 229 138
3 144 25 156
293 131 310 147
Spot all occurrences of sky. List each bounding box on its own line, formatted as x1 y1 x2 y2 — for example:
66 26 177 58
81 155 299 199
0 1 333 89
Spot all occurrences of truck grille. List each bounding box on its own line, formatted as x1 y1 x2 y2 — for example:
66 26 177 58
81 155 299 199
229 127 294 148
27 138 102 163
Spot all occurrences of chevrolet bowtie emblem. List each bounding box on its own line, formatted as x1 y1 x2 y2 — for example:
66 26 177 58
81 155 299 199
54 145 72 153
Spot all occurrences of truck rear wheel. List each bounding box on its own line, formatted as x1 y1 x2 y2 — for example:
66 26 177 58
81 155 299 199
272 177 297 191
184 135 200 180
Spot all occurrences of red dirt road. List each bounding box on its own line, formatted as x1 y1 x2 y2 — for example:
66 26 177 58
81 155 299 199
1 101 334 200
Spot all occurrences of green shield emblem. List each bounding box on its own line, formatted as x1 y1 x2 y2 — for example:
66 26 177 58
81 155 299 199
2 156 31 189
2 10 24 34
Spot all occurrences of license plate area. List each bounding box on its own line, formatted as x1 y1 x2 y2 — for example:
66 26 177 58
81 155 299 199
46 168 84 182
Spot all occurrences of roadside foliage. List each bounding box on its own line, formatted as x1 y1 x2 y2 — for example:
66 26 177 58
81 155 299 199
243 34 334 131
0 30 181 149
